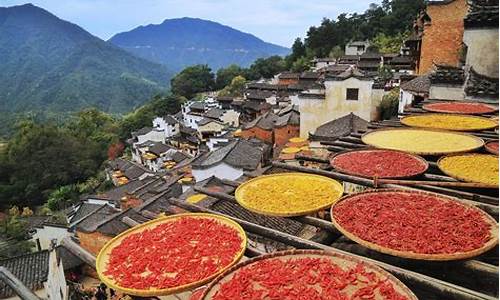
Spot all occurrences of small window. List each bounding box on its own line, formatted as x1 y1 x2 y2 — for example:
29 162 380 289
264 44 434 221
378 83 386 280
346 88 359 101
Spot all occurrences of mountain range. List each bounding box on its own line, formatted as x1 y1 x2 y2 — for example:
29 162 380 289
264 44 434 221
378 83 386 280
0 3 170 114
0 4 288 120
109 17 290 72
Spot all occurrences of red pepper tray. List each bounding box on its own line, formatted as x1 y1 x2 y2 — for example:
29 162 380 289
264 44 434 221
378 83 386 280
331 189 499 261
199 249 418 300
330 149 429 179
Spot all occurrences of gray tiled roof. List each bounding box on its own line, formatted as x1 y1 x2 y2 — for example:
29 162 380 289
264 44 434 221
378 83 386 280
162 115 179 125
192 139 263 170
464 0 498 28
204 108 224 119
189 102 205 111
243 112 278 130
96 208 150 237
75 205 119 233
149 142 172 156
430 65 465 85
400 74 431 94
465 67 499 99
0 250 49 298
69 202 103 224
311 113 368 141
132 127 152 137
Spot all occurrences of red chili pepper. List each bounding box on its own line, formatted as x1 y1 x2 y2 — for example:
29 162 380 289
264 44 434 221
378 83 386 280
332 191 492 254
424 102 496 114
104 216 243 290
331 150 427 178
211 257 410 299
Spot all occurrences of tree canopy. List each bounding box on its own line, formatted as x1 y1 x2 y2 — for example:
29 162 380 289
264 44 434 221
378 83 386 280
170 65 215 99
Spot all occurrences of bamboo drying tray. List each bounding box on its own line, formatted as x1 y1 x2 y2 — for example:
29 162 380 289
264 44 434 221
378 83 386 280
331 189 499 261
361 128 485 155
330 149 429 179
485 140 499 155
422 102 498 115
96 213 247 296
199 249 418 299
401 114 498 131
437 153 499 187
235 172 343 217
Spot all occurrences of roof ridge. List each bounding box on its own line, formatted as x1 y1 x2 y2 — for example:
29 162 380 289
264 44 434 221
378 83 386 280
0 249 49 264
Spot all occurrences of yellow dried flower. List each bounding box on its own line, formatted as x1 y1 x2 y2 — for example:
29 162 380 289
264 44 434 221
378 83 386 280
362 129 484 155
401 114 497 131
438 154 499 186
235 173 343 216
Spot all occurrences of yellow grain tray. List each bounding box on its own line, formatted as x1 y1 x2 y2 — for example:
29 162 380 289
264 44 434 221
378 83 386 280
199 250 418 300
282 147 301 154
289 137 307 143
235 173 343 217
96 213 247 296
401 114 498 131
361 128 484 155
438 154 499 187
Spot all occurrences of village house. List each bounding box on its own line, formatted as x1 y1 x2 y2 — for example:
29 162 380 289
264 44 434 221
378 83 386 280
312 57 336 71
399 74 431 113
277 72 300 86
152 115 179 138
0 248 67 300
196 118 226 141
357 52 382 74
240 105 300 146
415 0 468 74
338 55 360 65
30 223 71 251
191 139 268 182
182 101 205 129
297 67 385 138
108 158 151 185
309 113 368 142
345 40 370 55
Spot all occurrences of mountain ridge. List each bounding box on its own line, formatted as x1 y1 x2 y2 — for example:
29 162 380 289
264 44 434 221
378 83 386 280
0 3 171 114
109 17 290 71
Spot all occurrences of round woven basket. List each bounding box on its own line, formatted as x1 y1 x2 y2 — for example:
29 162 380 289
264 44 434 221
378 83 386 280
437 153 499 188
400 114 498 131
96 213 247 296
331 189 499 261
199 249 418 299
330 149 429 179
361 128 485 155
485 140 499 155
234 172 343 217
422 102 498 115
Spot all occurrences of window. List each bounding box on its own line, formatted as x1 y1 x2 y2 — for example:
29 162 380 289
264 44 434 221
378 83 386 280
346 88 359 101
357 45 365 51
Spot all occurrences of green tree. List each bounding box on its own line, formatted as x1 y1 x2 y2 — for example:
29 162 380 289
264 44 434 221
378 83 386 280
291 57 310 73
378 88 400 120
249 56 287 79
328 46 344 59
219 76 247 97
371 32 409 53
46 185 78 211
170 65 215 99
215 65 246 90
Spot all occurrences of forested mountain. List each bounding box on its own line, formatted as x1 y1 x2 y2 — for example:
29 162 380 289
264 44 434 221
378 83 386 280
109 17 290 72
0 4 171 115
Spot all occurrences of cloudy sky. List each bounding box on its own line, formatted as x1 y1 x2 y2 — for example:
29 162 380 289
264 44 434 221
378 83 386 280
2 0 379 47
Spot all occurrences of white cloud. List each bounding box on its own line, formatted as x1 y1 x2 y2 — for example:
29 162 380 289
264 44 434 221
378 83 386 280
1 0 378 47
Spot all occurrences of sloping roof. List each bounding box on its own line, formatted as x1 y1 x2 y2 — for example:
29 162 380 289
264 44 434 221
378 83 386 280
216 96 234 102
204 108 224 119
0 250 49 298
326 67 370 81
124 165 146 180
464 0 499 28
400 74 431 94
360 52 382 60
388 55 413 65
338 55 360 63
430 65 465 85
162 115 178 125
75 204 119 233
465 67 499 98
96 208 150 237
243 100 268 112
246 90 274 101
69 202 103 224
300 71 320 80
189 102 205 110
198 117 224 126
149 142 172 156
243 112 278 130
171 151 190 163
357 61 381 69
310 113 368 141
279 72 301 79
56 245 84 270
136 184 183 214
322 64 350 75
132 127 152 137
191 139 263 170
274 110 300 127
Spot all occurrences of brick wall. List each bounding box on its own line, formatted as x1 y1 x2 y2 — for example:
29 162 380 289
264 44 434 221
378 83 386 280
274 125 300 146
76 231 112 256
278 78 299 86
240 127 273 144
418 0 468 74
